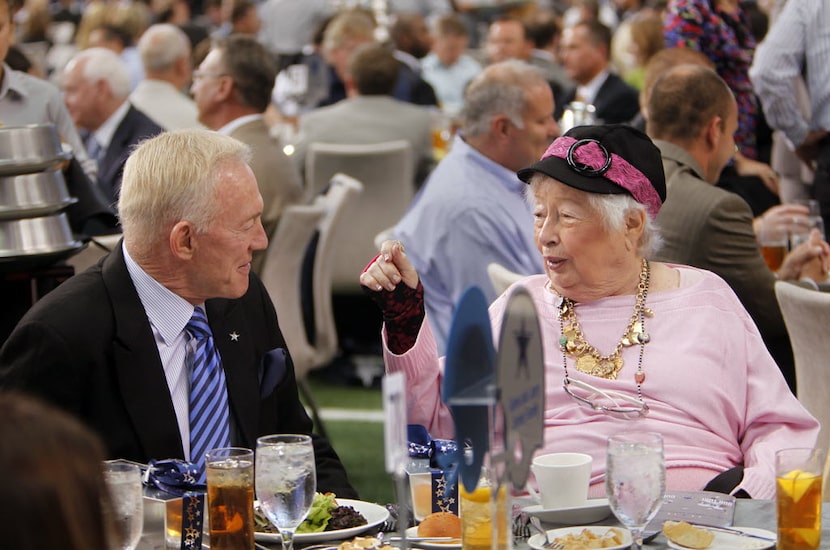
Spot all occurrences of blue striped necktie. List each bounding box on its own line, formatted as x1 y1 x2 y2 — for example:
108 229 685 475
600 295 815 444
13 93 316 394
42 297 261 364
187 307 231 482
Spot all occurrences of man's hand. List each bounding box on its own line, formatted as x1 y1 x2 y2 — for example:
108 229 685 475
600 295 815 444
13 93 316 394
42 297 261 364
753 203 810 240
795 130 829 170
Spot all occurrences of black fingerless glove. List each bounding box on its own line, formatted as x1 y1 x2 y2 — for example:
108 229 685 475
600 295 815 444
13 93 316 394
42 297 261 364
362 271 425 354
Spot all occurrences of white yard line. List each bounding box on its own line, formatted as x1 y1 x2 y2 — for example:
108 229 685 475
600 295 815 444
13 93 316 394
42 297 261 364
319 408 386 422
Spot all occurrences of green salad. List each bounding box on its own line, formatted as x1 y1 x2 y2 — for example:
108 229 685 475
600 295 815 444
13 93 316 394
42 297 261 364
297 493 338 533
255 492 367 534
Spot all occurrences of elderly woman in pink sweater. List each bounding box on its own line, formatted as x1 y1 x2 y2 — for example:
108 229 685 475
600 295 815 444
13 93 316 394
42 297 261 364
360 124 818 500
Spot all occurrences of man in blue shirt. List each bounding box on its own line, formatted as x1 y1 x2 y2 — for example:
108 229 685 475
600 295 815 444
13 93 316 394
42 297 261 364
393 60 559 354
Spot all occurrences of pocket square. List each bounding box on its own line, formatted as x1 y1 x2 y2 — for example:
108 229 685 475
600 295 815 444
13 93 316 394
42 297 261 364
259 347 287 398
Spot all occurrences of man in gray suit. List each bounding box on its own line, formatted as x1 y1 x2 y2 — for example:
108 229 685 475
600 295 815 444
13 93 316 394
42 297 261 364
192 34 303 275
648 64 830 391
292 43 435 189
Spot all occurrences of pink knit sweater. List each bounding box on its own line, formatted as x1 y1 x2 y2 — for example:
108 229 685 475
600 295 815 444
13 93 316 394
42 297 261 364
382 265 818 500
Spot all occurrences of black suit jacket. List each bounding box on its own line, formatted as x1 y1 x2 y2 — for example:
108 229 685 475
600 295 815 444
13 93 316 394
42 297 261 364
0 245 357 497
556 72 640 125
89 105 163 205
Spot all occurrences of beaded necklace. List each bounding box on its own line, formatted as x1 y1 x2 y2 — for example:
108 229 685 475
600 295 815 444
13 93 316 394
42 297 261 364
556 258 653 400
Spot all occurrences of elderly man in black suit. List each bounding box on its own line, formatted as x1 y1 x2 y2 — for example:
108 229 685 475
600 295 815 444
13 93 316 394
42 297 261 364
556 19 639 125
0 130 357 496
62 47 163 205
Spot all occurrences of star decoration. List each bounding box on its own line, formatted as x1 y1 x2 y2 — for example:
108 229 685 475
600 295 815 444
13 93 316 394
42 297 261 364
515 319 531 378
230 331 240 341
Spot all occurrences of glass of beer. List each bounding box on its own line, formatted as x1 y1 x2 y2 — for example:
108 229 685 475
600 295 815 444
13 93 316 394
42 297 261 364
760 225 788 271
776 447 824 550
206 447 255 550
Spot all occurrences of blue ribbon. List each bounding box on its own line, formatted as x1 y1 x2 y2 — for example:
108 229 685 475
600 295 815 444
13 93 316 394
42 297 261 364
407 426 460 516
145 459 206 550
407 424 460 471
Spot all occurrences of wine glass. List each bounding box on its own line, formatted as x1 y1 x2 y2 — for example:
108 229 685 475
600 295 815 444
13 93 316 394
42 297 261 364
606 432 665 550
102 460 144 550
256 434 316 550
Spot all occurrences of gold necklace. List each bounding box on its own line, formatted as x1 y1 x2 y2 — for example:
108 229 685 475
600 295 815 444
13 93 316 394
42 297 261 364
557 258 653 381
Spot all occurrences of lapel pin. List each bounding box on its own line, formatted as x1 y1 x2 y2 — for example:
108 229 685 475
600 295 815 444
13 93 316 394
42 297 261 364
229 331 240 342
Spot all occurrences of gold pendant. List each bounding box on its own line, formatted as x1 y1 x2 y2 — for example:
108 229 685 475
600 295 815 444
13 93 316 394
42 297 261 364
576 355 598 374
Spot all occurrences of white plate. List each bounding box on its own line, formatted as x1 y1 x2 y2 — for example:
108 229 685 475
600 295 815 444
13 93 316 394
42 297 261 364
523 498 612 525
254 499 389 543
405 526 461 549
666 526 776 550
528 525 631 550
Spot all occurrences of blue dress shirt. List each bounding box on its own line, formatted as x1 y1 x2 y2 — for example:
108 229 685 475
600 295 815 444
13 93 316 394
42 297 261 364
393 135 544 354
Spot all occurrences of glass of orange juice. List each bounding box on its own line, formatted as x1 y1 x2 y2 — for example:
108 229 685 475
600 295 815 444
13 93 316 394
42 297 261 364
776 448 824 550
459 473 509 550
409 472 433 522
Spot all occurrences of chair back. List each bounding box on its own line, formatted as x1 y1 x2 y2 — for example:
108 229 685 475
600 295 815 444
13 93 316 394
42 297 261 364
774 281 830 453
305 140 414 293
308 173 364 367
259 203 326 380
487 262 525 296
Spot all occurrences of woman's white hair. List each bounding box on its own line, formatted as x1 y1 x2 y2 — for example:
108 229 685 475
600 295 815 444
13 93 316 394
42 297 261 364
527 174 663 258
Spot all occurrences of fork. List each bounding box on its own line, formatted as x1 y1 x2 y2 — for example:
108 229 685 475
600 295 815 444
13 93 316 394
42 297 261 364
528 516 564 550
513 512 532 540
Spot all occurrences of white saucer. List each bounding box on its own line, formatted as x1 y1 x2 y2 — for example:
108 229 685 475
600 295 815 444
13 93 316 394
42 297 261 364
523 498 612 525
666 526 776 550
528 525 630 550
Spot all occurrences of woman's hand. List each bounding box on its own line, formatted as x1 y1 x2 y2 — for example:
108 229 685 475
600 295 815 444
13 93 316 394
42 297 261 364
734 152 780 195
360 240 419 292
778 229 830 282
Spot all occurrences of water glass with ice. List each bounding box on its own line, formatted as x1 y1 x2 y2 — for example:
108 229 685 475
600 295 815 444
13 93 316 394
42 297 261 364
103 459 144 550
255 434 316 550
606 432 665 550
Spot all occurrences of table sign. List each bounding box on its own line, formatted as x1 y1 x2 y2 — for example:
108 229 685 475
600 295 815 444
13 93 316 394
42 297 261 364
383 371 408 477
442 286 496 493
495 286 544 491
646 490 737 533
383 371 412 548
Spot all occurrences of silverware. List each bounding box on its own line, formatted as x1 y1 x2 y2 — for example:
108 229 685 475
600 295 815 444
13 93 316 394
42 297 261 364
513 512 531 539
528 516 564 549
386 536 461 543
689 523 777 542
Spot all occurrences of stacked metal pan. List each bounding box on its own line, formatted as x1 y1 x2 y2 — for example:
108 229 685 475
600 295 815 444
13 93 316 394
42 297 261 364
0 124 84 270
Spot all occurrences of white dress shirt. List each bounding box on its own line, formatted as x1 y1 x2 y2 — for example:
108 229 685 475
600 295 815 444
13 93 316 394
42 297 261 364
749 0 830 147
123 243 200 460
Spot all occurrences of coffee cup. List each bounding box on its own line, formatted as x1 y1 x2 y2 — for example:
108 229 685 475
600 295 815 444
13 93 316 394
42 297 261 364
530 452 592 510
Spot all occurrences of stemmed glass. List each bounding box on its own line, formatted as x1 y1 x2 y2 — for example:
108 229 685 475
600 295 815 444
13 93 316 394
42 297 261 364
102 460 144 550
256 434 316 550
606 432 665 550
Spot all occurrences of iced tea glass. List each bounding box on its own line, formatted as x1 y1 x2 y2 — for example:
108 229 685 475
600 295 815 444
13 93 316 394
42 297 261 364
206 447 255 550
459 476 508 550
776 448 824 550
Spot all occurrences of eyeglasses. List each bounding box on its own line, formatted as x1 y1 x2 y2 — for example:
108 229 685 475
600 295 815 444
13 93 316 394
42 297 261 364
566 138 612 177
192 70 230 81
563 376 648 419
